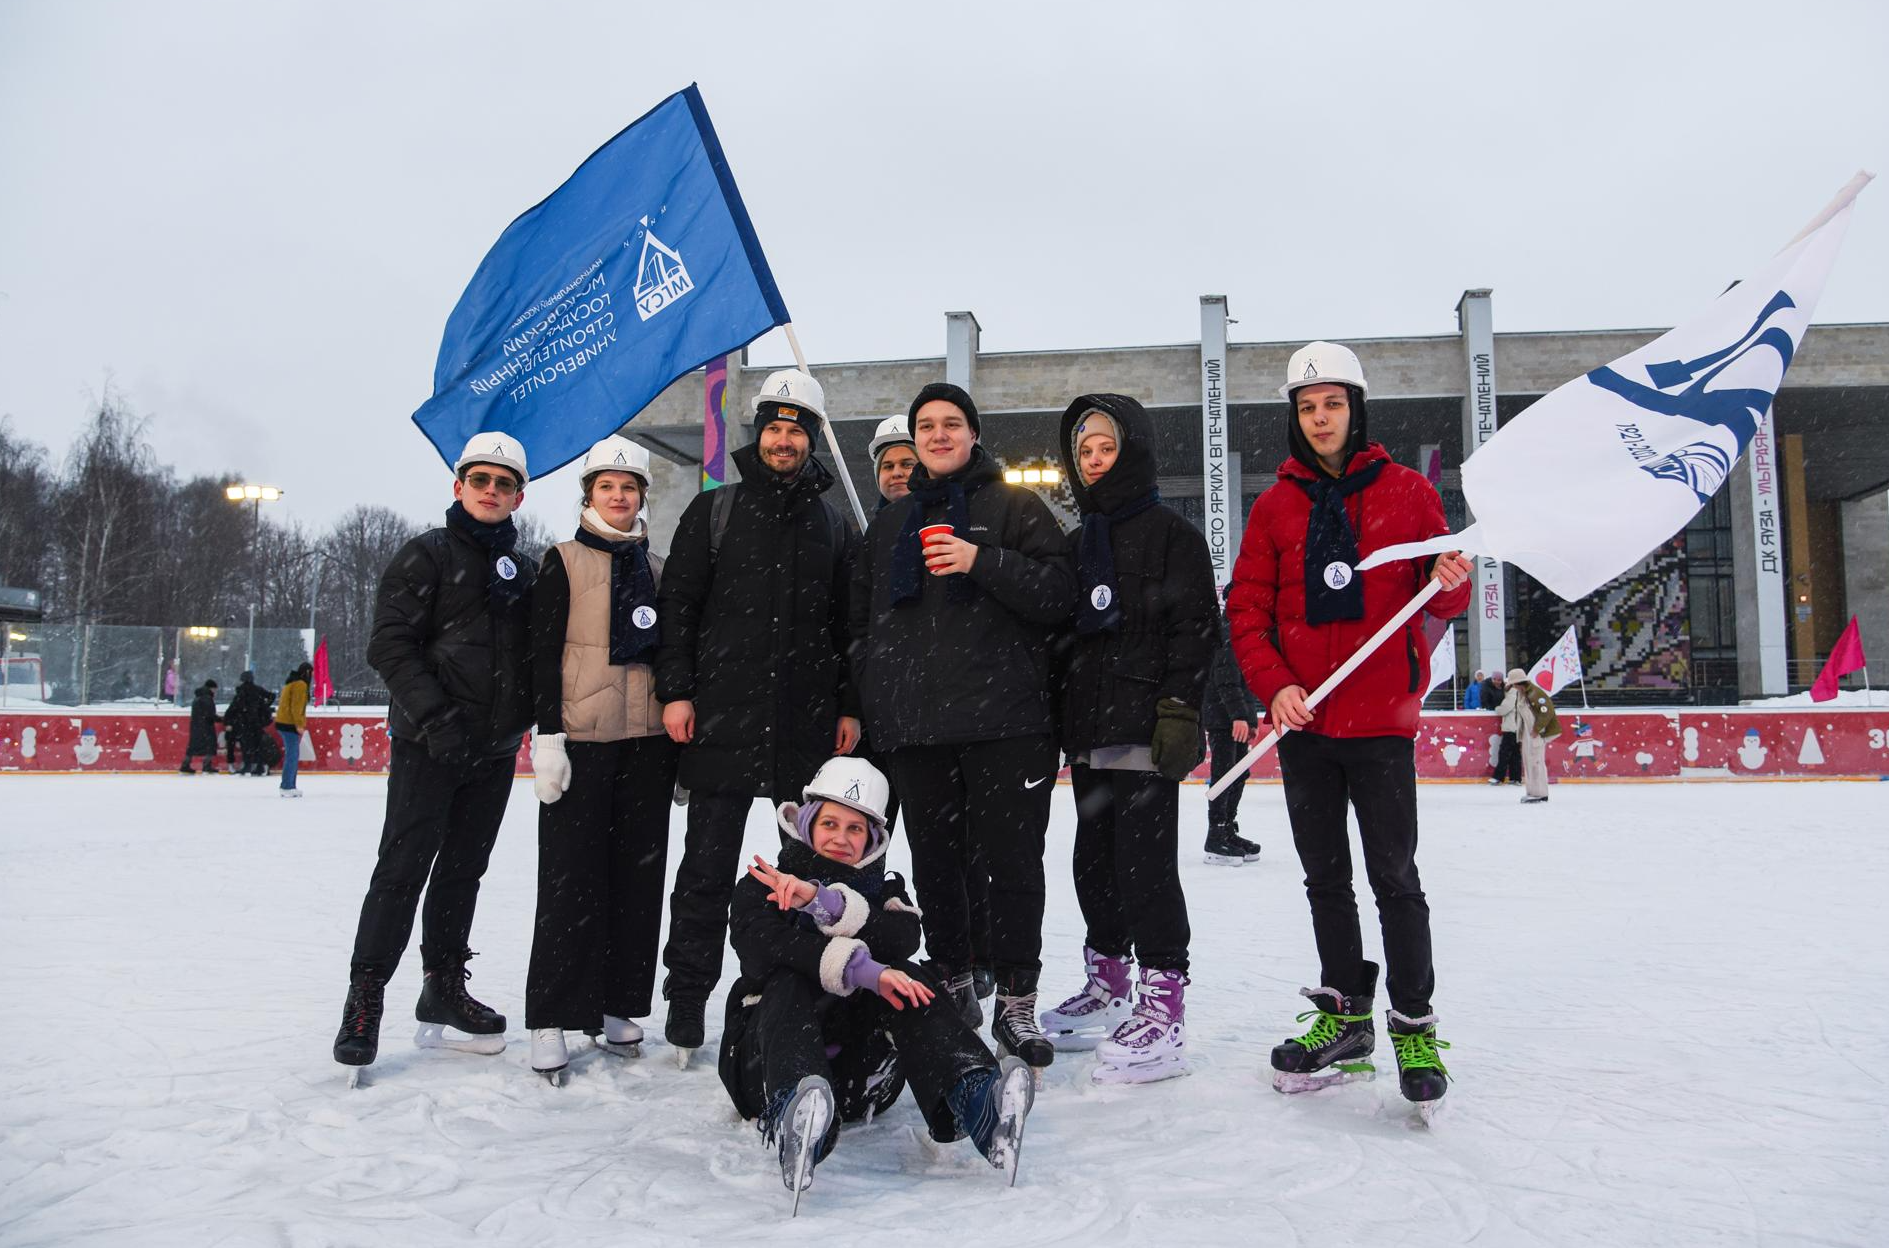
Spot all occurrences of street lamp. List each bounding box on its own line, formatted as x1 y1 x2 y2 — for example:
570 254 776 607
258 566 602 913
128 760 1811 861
225 483 283 670
1002 465 1062 486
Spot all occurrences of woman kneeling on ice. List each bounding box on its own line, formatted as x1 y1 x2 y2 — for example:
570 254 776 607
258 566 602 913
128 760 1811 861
719 757 1035 1210
1039 395 1217 1082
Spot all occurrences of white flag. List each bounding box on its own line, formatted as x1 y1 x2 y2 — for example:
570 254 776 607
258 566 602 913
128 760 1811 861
1361 173 1871 601
1526 625 1583 694
1424 622 1456 698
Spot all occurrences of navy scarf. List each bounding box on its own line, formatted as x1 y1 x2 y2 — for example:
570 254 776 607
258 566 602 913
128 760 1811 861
1291 461 1384 625
891 476 976 607
1075 490 1161 633
445 502 527 612
573 526 658 664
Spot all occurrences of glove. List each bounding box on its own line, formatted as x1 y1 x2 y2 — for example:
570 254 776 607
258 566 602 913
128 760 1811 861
1149 698 1204 783
421 708 470 767
532 732 571 805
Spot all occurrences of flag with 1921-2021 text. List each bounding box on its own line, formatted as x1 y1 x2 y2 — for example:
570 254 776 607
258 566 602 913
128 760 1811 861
411 83 789 479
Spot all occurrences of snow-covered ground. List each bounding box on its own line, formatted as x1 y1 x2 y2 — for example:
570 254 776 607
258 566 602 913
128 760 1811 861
3 775 1885 1247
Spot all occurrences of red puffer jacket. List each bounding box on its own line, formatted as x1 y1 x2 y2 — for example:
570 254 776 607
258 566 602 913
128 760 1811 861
1227 444 1469 740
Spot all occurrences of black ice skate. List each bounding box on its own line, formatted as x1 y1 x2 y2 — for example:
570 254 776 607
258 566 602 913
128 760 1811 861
1270 965 1378 1094
992 992 1055 1075
924 960 982 1029
413 951 506 1056
333 971 386 1087
1204 825 1262 865
665 996 706 1070
761 1075 834 1217
947 1056 1036 1187
1387 1009 1451 1123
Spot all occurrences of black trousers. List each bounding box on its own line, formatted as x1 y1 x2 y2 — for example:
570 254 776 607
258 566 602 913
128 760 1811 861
1495 732 1522 782
887 734 1057 992
1206 726 1251 833
729 965 995 1146
526 735 679 1029
662 788 777 1002
1276 731 1434 1017
350 738 515 978
860 742 991 969
1070 765 1190 972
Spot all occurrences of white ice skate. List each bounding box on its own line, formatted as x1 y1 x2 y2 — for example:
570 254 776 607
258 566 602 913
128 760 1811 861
774 1075 833 1218
1039 946 1132 1052
594 1014 643 1059
413 1022 506 1056
1092 968 1190 1085
530 1028 570 1085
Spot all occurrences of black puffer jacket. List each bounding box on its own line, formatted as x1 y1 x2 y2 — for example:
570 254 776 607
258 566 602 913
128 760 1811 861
187 685 221 753
368 521 535 760
1055 394 1217 753
655 444 856 798
1202 612 1261 733
849 445 1077 753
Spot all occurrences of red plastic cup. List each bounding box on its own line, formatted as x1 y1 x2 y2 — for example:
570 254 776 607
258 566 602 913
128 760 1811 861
919 523 955 545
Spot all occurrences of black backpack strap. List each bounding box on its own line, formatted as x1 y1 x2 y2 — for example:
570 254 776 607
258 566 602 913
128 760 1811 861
708 483 740 564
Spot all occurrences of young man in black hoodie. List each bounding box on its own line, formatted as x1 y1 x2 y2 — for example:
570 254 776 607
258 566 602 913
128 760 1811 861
1037 395 1217 1083
848 381 1077 1076
332 432 536 1079
654 369 859 1065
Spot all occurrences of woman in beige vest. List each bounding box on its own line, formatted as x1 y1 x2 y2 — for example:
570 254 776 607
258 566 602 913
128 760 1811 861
526 435 677 1082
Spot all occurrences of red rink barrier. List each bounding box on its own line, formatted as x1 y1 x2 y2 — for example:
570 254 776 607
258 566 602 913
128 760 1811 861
0 707 1884 780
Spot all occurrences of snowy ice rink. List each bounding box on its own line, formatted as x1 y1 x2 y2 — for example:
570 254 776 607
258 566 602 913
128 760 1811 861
3 774 1885 1247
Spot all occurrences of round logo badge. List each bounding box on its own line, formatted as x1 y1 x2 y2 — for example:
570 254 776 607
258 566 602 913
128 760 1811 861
1322 561 1353 590
496 555 518 581
632 605 658 630
1091 585 1113 610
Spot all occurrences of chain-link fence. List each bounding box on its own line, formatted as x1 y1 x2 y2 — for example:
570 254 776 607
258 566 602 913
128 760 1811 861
0 624 318 708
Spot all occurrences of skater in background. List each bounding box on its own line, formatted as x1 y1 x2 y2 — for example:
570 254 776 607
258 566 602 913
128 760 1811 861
848 382 1075 1075
1463 669 1486 711
177 678 220 773
655 370 858 1065
275 663 310 796
1039 396 1216 1084
224 670 273 775
719 757 1034 1205
525 436 679 1081
1492 671 1525 785
1506 667 1559 803
332 433 535 1077
1203 589 1264 865
1227 342 1471 1111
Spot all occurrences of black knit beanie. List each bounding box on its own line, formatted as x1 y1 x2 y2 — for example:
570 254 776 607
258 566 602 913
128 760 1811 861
908 382 980 437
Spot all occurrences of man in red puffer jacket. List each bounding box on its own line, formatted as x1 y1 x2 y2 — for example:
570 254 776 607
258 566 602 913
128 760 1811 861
1227 341 1472 1111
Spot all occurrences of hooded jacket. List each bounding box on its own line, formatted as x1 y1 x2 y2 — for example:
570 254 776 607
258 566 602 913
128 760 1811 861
1054 394 1217 753
1227 441 1470 740
654 443 856 797
187 684 221 753
848 444 1077 753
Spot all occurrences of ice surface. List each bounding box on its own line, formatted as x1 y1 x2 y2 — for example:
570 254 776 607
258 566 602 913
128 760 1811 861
3 775 1886 1246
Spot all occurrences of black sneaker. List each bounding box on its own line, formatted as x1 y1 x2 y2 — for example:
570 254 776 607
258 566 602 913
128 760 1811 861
416 951 505 1034
334 972 387 1066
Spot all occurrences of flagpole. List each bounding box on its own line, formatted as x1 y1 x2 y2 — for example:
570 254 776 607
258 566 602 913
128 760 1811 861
1779 170 1875 250
1206 578 1444 800
781 323 869 531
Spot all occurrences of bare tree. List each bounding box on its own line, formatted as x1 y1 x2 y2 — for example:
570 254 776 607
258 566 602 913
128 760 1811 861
317 505 421 695
0 416 53 594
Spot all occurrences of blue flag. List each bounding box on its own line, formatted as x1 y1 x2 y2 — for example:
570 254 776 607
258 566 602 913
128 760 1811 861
412 84 789 477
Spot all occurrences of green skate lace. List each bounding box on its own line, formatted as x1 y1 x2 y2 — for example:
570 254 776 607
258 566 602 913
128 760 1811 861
1390 1027 1452 1073
1291 1007 1372 1050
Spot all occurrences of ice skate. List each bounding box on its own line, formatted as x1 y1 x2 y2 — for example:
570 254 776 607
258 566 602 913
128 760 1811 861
1387 1008 1451 1118
948 1056 1035 1186
1093 967 1189 1085
1203 825 1261 865
1521 794 1548 804
924 961 982 1029
333 971 386 1081
992 991 1055 1077
530 1028 570 1085
666 997 705 1070
761 1075 833 1217
1269 965 1377 1094
1039 946 1131 1051
593 1014 643 1059
414 951 506 1056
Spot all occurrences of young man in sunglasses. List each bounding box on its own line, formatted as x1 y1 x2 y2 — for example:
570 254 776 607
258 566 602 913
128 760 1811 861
333 433 537 1080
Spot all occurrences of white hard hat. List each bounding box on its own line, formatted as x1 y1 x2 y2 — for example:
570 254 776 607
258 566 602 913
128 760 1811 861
579 435 651 488
455 431 529 484
1278 341 1369 399
802 756 890 827
868 415 913 465
751 369 827 422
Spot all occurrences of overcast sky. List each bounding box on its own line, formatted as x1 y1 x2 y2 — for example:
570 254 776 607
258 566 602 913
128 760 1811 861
3 0 1885 533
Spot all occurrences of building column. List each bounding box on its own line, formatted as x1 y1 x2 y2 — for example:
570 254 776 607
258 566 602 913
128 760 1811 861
1728 411 1788 696
946 311 980 393
1199 295 1233 587
1455 289 1507 675
1840 488 1889 673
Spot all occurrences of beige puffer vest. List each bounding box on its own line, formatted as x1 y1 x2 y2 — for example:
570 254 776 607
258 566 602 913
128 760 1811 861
555 537 664 741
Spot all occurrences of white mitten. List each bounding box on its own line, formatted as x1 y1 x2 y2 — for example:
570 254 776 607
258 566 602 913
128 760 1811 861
532 732 571 805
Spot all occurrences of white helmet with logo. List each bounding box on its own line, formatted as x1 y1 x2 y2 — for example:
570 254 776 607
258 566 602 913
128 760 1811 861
802 756 890 827
751 369 827 422
578 434 651 489
868 415 913 466
455 431 529 484
1278 341 1369 400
